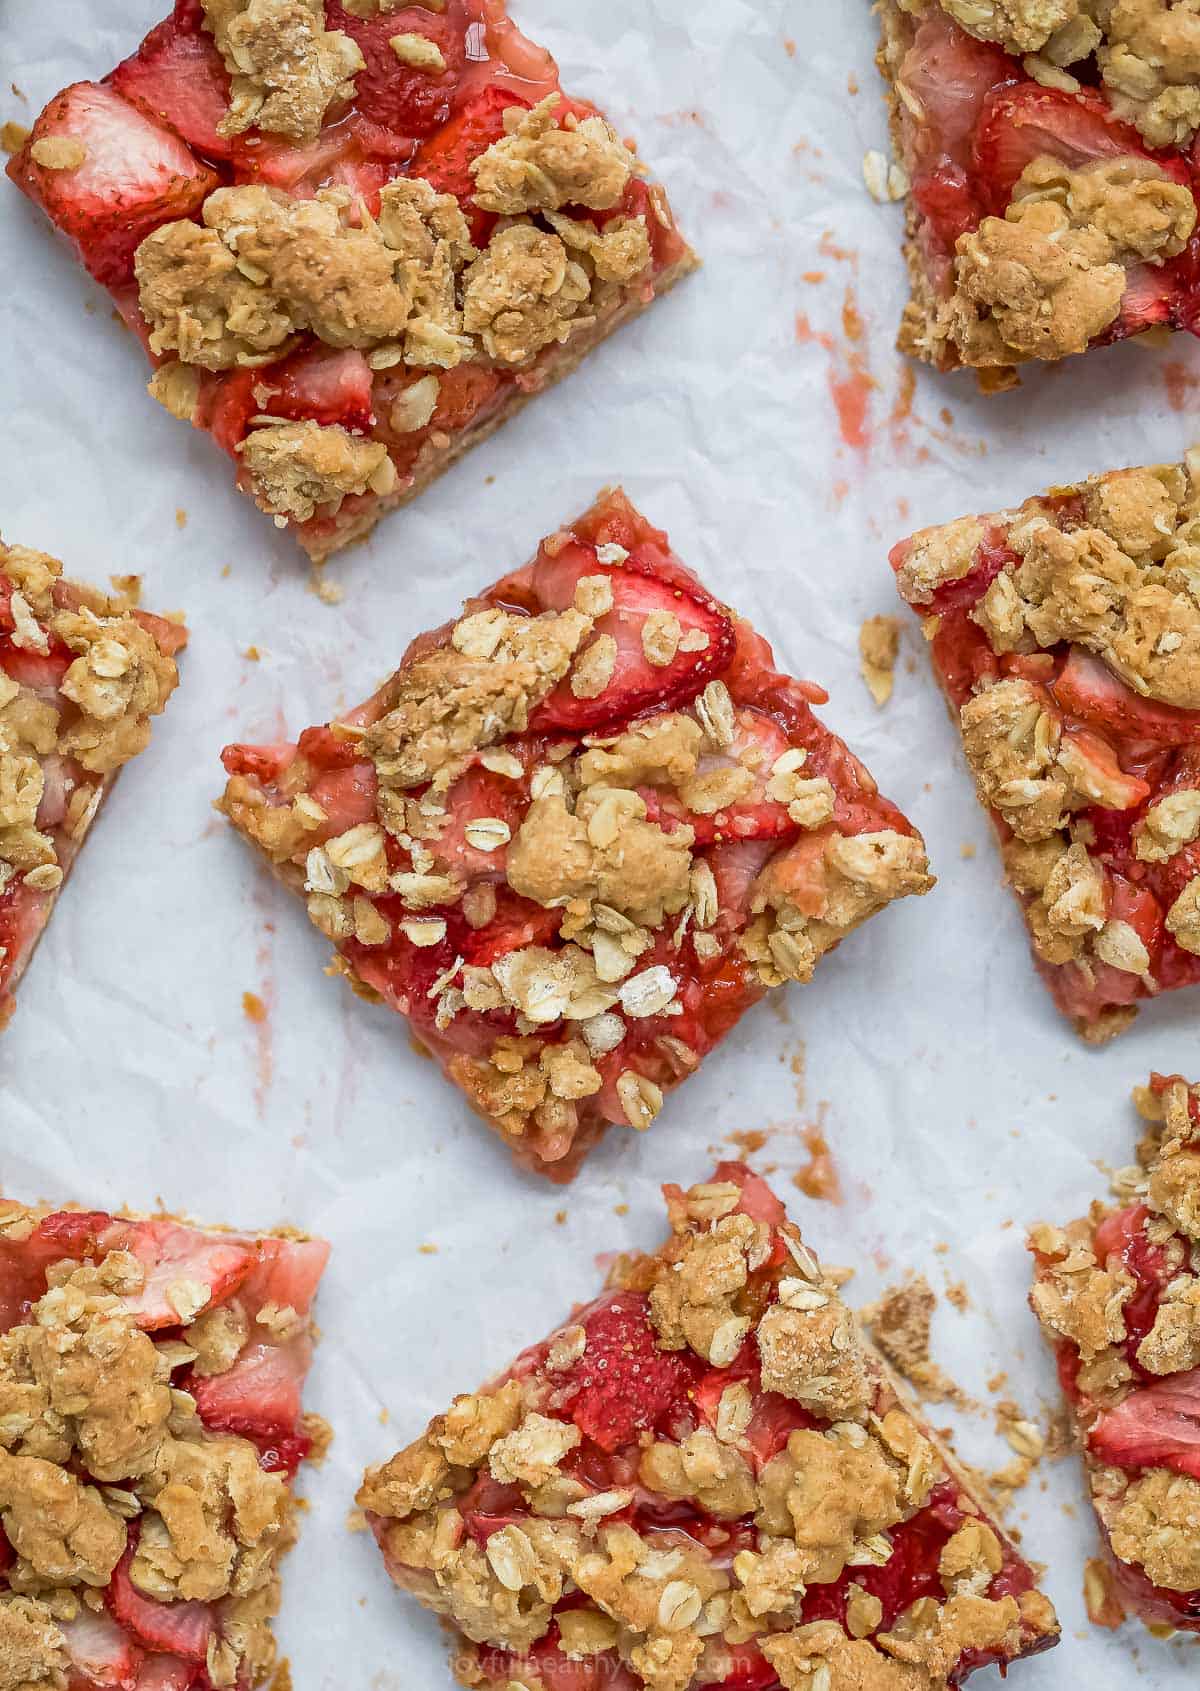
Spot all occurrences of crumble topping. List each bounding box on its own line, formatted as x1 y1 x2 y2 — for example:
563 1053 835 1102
470 96 637 216
946 156 1196 366
360 1166 1055 1682
0 1594 66 1691
1104 1470 1200 1592
1135 789 1200 861
238 421 396 525
200 0 363 141
937 0 1200 146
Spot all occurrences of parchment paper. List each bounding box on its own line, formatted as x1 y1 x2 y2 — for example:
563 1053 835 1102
0 0 1197 1682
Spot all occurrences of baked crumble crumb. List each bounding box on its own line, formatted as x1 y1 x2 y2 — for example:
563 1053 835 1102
859 614 900 706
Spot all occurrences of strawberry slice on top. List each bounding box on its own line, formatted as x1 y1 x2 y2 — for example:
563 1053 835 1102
220 489 933 1181
0 1192 329 1688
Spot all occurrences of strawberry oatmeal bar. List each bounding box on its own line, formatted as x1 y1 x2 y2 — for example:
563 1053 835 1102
891 452 1200 1041
0 1199 329 1689
0 537 185 1028
218 489 934 1180
875 0 1200 379
359 1161 1060 1688
5 0 695 562
1029 1072 1200 1634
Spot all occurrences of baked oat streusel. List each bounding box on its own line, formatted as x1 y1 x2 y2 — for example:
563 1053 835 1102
360 1162 1060 1687
0 1200 329 1688
7 2 696 559
1029 1072 1200 1634
892 451 1200 1039
0 538 185 1027
874 0 1200 378
219 490 934 1180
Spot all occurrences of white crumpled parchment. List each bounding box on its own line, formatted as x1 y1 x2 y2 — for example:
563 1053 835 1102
0 0 1197 1683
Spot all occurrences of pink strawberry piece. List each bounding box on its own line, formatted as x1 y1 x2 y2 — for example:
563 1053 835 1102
1089 1368 1200 1480
324 0 467 141
1052 648 1200 746
190 1339 311 1472
7 82 218 286
117 1221 257 1330
253 346 377 432
107 1532 215 1663
60 1608 144 1690
528 544 736 733
644 707 799 846
132 1657 198 1691
558 1291 701 1454
237 1236 331 1321
109 13 233 162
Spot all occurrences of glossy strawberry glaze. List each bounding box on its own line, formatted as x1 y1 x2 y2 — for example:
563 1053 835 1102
0 590 186 1024
369 1165 1054 1687
6 0 691 546
1031 1075 1200 1632
890 515 1200 1031
0 1211 329 1689
223 493 926 1179
892 8 1200 341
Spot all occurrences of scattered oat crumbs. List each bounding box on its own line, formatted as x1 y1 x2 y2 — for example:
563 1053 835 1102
555 1210 567 1226
727 1127 768 1156
346 1508 369 1534
301 1412 333 1463
858 614 900 707
945 1279 969 1312
485 474 495 484
864 1276 968 1407
310 570 344 606
418 1243 438 1255
847 72 859 93
1 120 29 154
175 507 187 530
784 36 796 56
613 1203 628 1216
244 645 262 662
221 563 232 578
242 990 267 1023
960 843 977 860
1083 1558 1126 1629
378 1407 389 1425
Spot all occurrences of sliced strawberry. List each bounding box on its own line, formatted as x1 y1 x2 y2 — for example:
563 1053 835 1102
410 83 531 238
109 13 233 162
713 1160 789 1227
1092 1202 1172 1366
1089 1368 1200 1479
132 1656 197 1691
325 0 467 141
528 544 735 732
107 1532 215 1663
230 123 353 191
60 1608 143 1690
118 1221 256 1331
193 369 259 457
254 346 376 431
236 1235 329 1321
459 888 562 968
900 10 1017 173
220 741 297 786
558 1291 701 1454
705 838 777 928
694 1364 812 1469
190 1338 309 1453
0 880 50 1027
7 82 218 286
1059 728 1151 812
971 84 1175 218
0 1210 114 1333
306 759 379 836
132 611 189 660
428 765 526 880
0 635 72 696
1108 260 1179 341
1052 648 1200 745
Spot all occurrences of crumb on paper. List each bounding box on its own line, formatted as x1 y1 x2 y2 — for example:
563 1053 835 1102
175 507 187 530
244 645 263 662
1 120 29 154
221 563 232 578
485 474 496 485
727 1127 768 1156
310 568 344 606
847 71 859 94
1083 1557 1126 1629
302 1411 333 1463
784 36 796 57
861 151 908 205
613 1203 628 1216
960 843 976 860
864 1275 970 1408
378 1407 389 1425
944 1279 969 1312
793 1121 841 1203
859 614 900 706
346 1508 368 1535
107 573 142 609
418 1243 438 1255
242 990 267 1023
555 1210 567 1226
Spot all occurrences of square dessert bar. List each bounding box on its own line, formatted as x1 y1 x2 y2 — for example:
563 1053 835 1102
6 0 697 562
219 489 934 1180
891 453 1200 1042
0 1199 329 1688
875 0 1200 379
1029 1072 1200 1635
0 537 185 1027
359 1161 1060 1688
